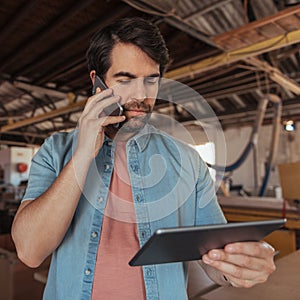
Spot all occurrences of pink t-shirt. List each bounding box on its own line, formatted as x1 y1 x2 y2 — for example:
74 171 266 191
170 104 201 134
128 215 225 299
91 142 146 299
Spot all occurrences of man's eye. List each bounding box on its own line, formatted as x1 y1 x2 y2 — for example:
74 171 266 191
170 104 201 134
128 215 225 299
119 80 132 85
145 77 159 84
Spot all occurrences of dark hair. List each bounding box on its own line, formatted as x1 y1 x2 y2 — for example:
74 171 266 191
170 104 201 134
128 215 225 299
86 17 170 78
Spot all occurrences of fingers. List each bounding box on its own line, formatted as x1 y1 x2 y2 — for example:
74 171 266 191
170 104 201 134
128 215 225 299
202 241 276 288
202 254 273 288
224 275 262 288
75 88 125 159
204 253 266 278
203 241 275 267
98 115 126 127
79 112 125 132
224 241 275 258
86 88 113 106
203 251 256 271
82 89 122 121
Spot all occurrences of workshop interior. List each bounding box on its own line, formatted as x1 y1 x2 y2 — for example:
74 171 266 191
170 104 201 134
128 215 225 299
1 0 300 299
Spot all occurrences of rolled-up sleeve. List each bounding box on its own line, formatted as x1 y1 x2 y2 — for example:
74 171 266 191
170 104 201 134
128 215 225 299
22 136 57 201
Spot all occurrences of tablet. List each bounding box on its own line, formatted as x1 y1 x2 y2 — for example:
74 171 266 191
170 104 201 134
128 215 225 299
129 219 286 266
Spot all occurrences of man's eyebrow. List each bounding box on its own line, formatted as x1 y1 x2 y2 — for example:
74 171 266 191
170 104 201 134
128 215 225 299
113 72 137 79
148 73 160 77
113 72 160 78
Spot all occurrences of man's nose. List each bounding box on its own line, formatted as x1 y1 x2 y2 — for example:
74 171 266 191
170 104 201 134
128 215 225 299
133 78 147 100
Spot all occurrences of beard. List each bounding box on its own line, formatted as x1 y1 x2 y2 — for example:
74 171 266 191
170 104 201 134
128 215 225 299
105 99 154 137
119 113 151 133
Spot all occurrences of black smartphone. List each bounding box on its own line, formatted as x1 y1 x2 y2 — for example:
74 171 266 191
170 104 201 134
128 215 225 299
92 75 123 117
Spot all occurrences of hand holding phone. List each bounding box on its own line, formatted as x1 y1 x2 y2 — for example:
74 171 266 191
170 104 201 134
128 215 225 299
92 75 123 117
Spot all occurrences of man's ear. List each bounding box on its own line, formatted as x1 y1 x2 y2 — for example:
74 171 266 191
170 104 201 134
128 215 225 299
90 70 96 84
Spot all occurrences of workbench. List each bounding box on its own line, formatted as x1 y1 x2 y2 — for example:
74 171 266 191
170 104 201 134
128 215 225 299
218 196 300 229
218 196 300 258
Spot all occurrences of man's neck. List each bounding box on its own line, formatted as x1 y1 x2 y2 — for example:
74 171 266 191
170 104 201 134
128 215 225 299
104 127 137 142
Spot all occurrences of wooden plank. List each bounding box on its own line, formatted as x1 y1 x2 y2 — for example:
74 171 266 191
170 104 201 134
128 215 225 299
258 23 286 39
216 24 285 51
213 4 300 45
216 36 248 51
276 15 300 31
237 29 266 45
218 30 267 52
221 206 300 230
0 99 86 133
165 29 300 80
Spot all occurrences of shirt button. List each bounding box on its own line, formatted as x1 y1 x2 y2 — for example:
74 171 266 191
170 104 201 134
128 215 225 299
136 194 142 202
131 164 139 172
146 268 152 276
98 196 104 203
107 141 112 146
141 231 146 238
91 231 98 238
85 269 92 275
104 164 110 170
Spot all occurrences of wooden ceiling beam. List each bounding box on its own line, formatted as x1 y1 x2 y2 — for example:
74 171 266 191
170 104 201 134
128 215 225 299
2 3 131 76
0 98 86 133
245 56 300 95
0 0 97 73
213 4 300 47
165 28 300 80
166 5 300 80
13 81 68 99
0 0 41 43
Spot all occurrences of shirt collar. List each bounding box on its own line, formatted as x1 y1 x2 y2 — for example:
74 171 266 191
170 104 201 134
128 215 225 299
102 124 155 152
130 124 154 152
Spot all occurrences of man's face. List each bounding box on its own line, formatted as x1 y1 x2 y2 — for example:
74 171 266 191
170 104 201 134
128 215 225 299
104 43 160 135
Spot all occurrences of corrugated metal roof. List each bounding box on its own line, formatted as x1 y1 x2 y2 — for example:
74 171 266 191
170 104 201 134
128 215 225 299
1 0 300 145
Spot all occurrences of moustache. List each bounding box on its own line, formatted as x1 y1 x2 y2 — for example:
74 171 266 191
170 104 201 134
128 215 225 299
123 101 151 113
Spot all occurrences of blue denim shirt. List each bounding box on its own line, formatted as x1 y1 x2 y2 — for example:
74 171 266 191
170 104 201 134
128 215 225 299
23 124 226 300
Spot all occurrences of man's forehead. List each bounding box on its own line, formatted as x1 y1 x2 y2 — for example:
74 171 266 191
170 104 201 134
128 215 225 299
108 43 160 76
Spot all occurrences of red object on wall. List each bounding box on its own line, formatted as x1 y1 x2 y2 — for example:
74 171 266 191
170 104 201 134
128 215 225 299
17 162 28 173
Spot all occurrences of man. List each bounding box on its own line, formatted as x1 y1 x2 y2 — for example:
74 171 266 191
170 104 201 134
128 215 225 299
12 18 275 300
